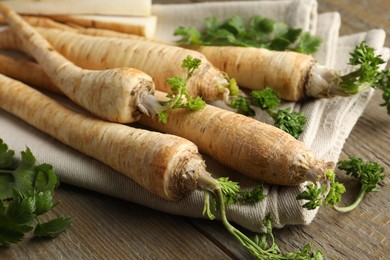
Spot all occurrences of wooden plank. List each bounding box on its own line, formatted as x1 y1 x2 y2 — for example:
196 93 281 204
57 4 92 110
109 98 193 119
0 184 231 259
317 0 390 47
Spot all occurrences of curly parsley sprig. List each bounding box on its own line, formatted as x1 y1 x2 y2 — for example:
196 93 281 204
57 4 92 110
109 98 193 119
337 42 386 95
157 56 206 123
331 41 390 115
229 88 307 138
297 156 385 212
0 138 72 246
334 157 385 212
373 68 390 114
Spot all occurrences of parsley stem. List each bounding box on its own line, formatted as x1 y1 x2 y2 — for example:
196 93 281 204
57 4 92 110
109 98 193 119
333 188 366 213
214 188 283 259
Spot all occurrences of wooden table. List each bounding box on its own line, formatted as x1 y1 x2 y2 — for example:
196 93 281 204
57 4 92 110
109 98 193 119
1 0 389 259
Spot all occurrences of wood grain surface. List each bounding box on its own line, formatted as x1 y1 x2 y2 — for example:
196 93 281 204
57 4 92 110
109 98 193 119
1 1 389 259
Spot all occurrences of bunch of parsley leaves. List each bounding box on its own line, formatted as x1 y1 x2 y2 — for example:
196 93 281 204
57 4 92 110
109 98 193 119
0 138 72 246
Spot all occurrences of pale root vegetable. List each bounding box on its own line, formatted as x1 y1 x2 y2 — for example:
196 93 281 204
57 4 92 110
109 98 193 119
0 0 151 16
40 28 230 101
0 73 218 200
1 55 332 185
0 29 23 52
0 14 75 30
47 14 158 38
0 16 145 41
0 14 157 38
0 53 62 94
191 46 342 101
140 99 332 185
0 3 160 123
0 25 231 101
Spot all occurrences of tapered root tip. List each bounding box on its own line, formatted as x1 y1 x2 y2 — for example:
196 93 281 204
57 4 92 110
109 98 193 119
306 160 335 183
306 64 343 98
138 93 166 116
197 171 221 191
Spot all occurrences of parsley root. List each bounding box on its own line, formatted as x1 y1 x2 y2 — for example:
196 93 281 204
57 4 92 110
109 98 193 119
141 101 331 185
173 15 389 109
0 26 231 102
0 73 214 200
0 3 163 123
0 55 333 186
0 53 63 94
191 45 388 103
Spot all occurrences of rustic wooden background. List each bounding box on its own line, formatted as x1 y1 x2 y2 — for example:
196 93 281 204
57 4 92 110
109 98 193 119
1 0 389 259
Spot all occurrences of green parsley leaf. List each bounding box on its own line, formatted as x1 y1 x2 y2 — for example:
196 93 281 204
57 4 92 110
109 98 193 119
228 96 255 116
238 184 266 204
34 164 59 193
174 26 203 45
296 184 324 210
294 32 323 54
228 87 307 139
34 216 73 238
272 108 307 139
157 111 169 124
373 69 390 114
251 88 281 111
33 190 55 215
0 139 14 168
228 78 240 96
7 190 36 227
12 147 37 193
0 174 14 200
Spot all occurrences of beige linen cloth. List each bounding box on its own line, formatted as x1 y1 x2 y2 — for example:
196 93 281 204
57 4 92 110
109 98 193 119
0 0 389 232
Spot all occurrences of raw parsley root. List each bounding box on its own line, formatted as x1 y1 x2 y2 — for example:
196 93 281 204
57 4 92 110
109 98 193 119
0 26 232 102
0 53 63 95
0 4 165 123
0 73 213 201
187 43 388 104
0 139 72 246
0 14 74 31
297 157 386 212
140 99 331 186
0 53 205 124
0 53 332 186
175 16 388 107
